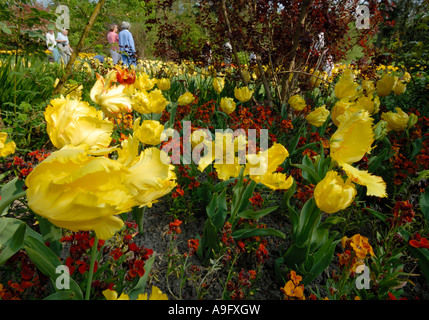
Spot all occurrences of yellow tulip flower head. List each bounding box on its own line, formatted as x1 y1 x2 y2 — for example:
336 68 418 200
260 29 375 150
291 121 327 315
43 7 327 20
133 119 165 146
393 80 406 95
25 145 135 240
245 143 294 190
305 105 330 127
213 77 225 94
330 110 374 165
334 68 359 100
0 132 16 157
220 97 236 115
314 171 357 214
288 94 306 111
156 78 171 91
124 147 177 208
376 74 397 97
134 72 157 91
90 74 132 117
178 91 195 106
234 86 254 103
381 107 409 132
45 96 114 151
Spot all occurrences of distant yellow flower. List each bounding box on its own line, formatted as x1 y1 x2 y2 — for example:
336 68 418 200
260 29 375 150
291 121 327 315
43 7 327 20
288 94 306 111
156 78 171 91
376 74 396 97
133 119 164 146
0 132 16 157
381 107 409 132
305 105 330 127
220 97 236 115
330 110 374 165
45 96 113 151
334 68 359 99
310 70 326 87
178 91 195 106
234 86 253 103
314 171 357 214
213 77 225 93
26 145 135 240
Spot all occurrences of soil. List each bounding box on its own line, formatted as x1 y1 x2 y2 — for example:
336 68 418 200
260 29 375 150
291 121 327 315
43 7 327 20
133 197 429 300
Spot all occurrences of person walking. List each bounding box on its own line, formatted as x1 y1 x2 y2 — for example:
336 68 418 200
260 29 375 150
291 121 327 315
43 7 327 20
118 21 136 67
46 25 60 63
107 24 121 65
56 28 73 66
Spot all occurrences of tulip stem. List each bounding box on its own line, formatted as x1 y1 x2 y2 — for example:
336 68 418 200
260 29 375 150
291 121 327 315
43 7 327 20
85 234 98 300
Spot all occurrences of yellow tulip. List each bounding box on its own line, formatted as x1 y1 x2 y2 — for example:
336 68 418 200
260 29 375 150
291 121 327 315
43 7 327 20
245 143 293 190
331 99 352 126
137 286 169 300
178 91 195 106
305 105 330 127
288 94 306 111
45 96 113 150
381 107 409 132
310 70 325 87
197 132 247 181
314 171 357 214
25 145 135 240
131 89 169 114
334 68 359 100
340 162 387 198
354 95 379 115
102 289 130 300
330 110 374 165
393 80 406 95
134 72 157 91
133 119 164 146
213 77 225 93
220 97 236 115
234 86 254 103
191 129 211 149
90 74 132 117
0 132 16 157
376 74 397 97
156 78 171 91
124 147 177 208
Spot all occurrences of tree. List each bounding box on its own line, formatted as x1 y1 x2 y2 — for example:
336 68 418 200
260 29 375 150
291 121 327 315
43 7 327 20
151 0 392 108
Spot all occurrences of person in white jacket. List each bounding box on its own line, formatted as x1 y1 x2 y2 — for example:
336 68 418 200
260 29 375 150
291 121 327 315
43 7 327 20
46 25 60 63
